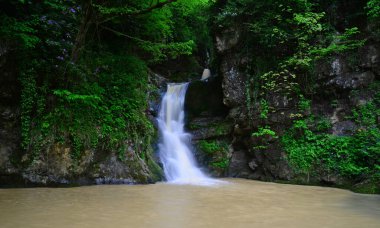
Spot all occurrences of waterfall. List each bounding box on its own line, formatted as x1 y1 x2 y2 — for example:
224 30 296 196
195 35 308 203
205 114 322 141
157 83 214 185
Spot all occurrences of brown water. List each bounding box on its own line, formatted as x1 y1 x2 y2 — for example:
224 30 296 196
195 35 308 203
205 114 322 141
1 179 379 228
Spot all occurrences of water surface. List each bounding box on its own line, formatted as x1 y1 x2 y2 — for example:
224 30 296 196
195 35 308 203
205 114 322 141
1 179 379 228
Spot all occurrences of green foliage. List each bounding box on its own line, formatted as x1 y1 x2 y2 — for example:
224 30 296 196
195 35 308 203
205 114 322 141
3 0 212 167
20 70 37 150
282 116 380 180
259 99 269 119
259 67 299 100
42 54 155 161
367 0 380 19
53 90 101 107
0 15 40 49
282 84 380 186
315 117 332 132
198 140 227 155
352 101 380 126
211 159 230 169
140 40 195 63
215 0 366 101
198 140 230 169
298 95 311 111
310 28 366 58
96 0 214 63
252 126 278 138
251 126 278 150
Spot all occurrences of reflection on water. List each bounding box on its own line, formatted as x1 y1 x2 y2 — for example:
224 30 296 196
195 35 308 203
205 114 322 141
0 179 379 228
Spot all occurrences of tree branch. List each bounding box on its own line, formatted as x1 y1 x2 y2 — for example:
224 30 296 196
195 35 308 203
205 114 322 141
97 0 178 25
100 26 152 44
131 0 177 16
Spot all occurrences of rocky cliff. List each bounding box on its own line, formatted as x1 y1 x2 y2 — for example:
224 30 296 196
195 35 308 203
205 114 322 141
0 48 162 186
186 1 380 193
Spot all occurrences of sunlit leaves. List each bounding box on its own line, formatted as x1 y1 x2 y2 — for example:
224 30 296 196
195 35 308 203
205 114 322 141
367 0 380 19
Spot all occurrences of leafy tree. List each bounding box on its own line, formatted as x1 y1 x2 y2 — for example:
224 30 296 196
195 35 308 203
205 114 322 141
0 0 214 163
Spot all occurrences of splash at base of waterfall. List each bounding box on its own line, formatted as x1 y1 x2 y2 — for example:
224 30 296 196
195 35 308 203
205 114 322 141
157 83 221 186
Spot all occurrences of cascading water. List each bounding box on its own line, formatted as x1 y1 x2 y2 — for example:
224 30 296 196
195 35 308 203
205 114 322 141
158 83 214 185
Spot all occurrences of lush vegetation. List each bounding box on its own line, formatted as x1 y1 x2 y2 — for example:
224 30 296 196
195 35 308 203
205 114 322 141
214 0 379 192
1 0 379 189
0 0 214 168
198 140 230 170
281 90 380 192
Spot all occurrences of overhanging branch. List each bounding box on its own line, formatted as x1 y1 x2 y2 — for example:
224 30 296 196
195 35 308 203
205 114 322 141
97 0 178 24
131 0 178 16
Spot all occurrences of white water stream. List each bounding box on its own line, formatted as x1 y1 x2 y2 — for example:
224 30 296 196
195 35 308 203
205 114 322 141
157 83 215 185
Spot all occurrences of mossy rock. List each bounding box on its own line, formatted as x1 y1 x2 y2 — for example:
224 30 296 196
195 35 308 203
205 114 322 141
195 139 232 177
188 119 233 140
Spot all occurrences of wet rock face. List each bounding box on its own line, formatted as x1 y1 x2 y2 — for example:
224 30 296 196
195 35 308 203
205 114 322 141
22 145 74 185
0 107 20 176
332 121 357 136
359 44 380 76
147 72 167 118
187 115 233 177
220 59 246 108
185 76 228 119
212 19 380 184
228 150 251 178
316 44 380 90
216 27 246 108
18 141 154 186
188 117 232 140
316 54 376 91
317 56 350 79
95 153 150 185
0 46 22 184
0 67 161 186
327 71 375 89
215 28 241 53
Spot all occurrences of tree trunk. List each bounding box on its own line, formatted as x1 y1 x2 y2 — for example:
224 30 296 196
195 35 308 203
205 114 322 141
71 0 93 63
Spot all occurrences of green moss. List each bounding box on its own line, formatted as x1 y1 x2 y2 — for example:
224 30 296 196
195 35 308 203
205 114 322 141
146 153 164 182
188 121 232 136
188 123 203 130
198 140 221 154
197 139 230 172
214 123 231 135
211 159 229 169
